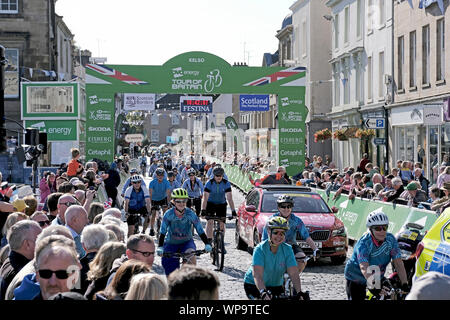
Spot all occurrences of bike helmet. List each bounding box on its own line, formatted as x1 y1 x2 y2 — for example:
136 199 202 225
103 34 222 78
187 168 196 176
155 168 165 176
171 188 189 199
130 175 142 183
212 167 224 176
130 168 138 174
366 210 389 228
276 195 294 206
267 216 289 231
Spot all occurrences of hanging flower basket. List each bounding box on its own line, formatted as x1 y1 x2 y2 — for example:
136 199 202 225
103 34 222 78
314 128 332 143
355 128 376 140
332 129 348 141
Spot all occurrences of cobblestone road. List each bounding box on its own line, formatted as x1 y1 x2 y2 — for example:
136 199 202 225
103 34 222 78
147 186 394 300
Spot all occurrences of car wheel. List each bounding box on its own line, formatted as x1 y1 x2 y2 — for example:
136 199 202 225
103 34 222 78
330 255 347 265
235 221 248 251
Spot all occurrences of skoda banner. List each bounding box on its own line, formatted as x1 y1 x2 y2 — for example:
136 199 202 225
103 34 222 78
86 91 115 161
278 94 306 176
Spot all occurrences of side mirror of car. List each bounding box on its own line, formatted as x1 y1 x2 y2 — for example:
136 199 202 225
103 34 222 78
331 206 339 213
245 205 257 212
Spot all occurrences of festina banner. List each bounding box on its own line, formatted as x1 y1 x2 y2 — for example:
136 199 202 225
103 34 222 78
180 96 213 113
123 93 156 111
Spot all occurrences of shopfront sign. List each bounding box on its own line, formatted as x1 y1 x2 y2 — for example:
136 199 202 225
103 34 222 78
125 133 144 143
423 105 443 125
391 105 424 126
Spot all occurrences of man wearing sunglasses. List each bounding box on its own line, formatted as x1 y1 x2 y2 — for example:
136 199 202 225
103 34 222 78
182 168 204 216
30 211 51 229
157 188 211 276
52 194 79 226
344 210 408 300
35 241 81 300
262 195 319 274
124 175 151 236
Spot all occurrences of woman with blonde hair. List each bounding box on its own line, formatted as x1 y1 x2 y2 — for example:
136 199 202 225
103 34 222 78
125 273 168 300
84 241 126 300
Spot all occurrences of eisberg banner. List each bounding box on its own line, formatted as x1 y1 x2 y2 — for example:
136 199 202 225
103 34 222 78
239 94 270 111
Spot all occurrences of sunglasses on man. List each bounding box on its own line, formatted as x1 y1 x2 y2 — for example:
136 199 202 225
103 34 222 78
58 201 78 207
371 225 388 232
174 199 188 204
132 181 142 184
38 269 74 280
38 220 51 227
272 230 286 236
279 204 293 209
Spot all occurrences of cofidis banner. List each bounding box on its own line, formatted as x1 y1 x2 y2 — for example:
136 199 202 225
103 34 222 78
239 94 269 111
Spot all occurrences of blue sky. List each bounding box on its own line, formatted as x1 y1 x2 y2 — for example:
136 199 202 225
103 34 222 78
56 0 295 66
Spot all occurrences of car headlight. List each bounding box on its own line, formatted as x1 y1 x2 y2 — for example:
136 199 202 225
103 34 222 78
331 226 346 237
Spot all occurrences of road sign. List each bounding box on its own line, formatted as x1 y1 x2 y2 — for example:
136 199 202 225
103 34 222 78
364 118 385 129
373 138 386 145
125 134 144 143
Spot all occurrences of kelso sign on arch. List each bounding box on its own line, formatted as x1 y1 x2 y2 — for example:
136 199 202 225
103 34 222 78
85 52 306 174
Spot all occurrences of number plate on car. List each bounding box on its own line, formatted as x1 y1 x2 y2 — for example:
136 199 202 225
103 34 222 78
298 241 322 248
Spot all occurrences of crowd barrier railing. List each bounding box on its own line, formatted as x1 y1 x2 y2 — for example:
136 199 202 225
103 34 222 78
216 158 439 241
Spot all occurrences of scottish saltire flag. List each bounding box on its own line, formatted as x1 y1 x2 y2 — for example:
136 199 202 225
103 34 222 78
419 0 445 14
243 66 306 86
86 64 149 85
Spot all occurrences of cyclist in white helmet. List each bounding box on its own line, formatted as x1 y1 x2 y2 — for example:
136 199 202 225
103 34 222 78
344 210 409 300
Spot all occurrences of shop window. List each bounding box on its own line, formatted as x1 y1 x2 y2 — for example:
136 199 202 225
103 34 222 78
0 0 18 13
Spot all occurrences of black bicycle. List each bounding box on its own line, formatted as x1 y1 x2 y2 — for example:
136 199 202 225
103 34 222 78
205 216 234 271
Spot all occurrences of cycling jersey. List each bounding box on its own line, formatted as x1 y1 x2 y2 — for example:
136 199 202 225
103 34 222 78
168 180 181 193
262 212 309 244
204 178 232 204
159 207 205 245
148 164 158 176
149 178 171 201
344 232 401 285
124 186 149 210
244 240 297 287
121 177 149 195
182 177 204 198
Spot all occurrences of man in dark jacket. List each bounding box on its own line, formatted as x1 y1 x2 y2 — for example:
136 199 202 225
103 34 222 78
386 177 405 202
103 162 121 208
0 220 41 299
358 153 370 174
414 168 430 197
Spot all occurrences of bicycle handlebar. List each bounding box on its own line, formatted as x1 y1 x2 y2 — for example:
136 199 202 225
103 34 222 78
162 249 207 259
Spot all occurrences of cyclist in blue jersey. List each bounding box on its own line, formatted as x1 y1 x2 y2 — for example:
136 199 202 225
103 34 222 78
201 167 236 243
244 216 306 300
262 195 319 274
156 188 212 275
152 163 168 180
182 168 204 216
167 171 181 194
121 168 149 198
344 210 409 300
147 168 172 236
148 159 158 177
206 163 228 180
140 153 148 177
180 161 194 183
124 175 151 236
172 167 183 185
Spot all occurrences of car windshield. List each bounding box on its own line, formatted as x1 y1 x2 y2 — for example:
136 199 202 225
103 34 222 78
261 191 331 213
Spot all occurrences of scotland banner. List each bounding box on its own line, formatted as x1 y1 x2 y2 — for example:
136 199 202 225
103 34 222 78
239 94 270 112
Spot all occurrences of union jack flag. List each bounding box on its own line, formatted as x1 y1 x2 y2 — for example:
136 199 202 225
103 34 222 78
86 64 149 85
243 66 306 86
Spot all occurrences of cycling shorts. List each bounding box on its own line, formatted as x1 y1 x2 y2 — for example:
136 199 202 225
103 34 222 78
205 202 227 219
127 207 148 226
291 244 305 260
151 198 168 210
161 239 196 276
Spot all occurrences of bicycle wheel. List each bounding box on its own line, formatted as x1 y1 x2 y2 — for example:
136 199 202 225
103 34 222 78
211 230 218 266
215 231 225 271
